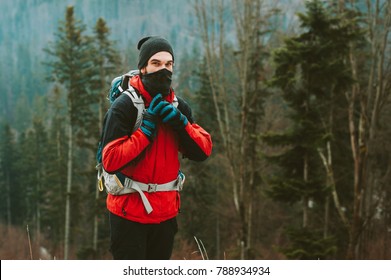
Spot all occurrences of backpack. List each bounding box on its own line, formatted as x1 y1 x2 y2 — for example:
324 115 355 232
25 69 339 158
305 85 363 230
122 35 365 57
95 70 144 170
95 70 181 200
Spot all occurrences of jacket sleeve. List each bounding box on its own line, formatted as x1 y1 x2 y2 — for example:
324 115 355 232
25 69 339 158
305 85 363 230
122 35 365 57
101 94 150 173
177 97 213 161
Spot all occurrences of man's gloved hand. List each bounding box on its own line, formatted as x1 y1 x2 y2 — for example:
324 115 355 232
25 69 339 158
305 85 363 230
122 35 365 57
159 102 188 130
140 94 165 140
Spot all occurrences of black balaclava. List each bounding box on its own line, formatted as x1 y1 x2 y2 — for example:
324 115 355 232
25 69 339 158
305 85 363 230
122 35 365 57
137 36 174 97
141 68 172 97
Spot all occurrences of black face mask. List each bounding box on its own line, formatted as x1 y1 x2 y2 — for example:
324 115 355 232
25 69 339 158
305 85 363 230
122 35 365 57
141 68 172 97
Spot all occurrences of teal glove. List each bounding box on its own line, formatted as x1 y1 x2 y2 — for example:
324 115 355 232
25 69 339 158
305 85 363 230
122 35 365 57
159 102 188 130
140 94 165 140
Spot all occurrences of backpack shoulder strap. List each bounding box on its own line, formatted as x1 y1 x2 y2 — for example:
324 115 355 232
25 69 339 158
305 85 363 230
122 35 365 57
173 95 179 108
124 92 178 132
123 87 145 133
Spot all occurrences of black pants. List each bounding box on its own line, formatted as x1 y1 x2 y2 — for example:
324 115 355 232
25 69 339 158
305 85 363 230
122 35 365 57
109 212 178 260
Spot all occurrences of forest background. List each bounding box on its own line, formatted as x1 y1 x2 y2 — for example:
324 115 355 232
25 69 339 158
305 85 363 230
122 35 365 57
1 0 391 260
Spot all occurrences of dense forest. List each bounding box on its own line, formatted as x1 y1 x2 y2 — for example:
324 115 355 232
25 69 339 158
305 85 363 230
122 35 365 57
1 0 391 260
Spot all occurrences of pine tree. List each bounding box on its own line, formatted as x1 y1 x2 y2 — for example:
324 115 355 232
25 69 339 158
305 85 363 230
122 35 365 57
90 17 122 257
45 85 68 253
44 6 95 260
12 115 49 244
14 90 32 132
265 0 358 259
0 123 17 229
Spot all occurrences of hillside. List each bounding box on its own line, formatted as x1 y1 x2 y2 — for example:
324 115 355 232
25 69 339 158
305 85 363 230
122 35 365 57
0 0 200 122
0 0 302 124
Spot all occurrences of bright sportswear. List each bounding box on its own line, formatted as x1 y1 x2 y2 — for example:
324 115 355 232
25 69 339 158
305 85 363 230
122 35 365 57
101 74 212 224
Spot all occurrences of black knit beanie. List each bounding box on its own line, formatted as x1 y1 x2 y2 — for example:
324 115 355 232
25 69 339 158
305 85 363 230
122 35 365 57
137 36 174 70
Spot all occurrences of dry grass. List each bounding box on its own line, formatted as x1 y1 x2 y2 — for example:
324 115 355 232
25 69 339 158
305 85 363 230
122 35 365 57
171 238 205 260
7 222 388 260
0 224 41 260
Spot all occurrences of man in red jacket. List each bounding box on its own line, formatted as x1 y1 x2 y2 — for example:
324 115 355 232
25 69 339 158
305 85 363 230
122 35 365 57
101 36 212 260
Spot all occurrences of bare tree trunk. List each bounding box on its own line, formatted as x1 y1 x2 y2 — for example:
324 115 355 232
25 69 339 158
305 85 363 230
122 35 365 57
36 169 41 244
345 70 364 259
303 154 309 228
93 187 99 252
216 213 221 259
195 0 270 259
64 118 73 260
318 143 350 228
5 165 11 232
343 0 391 259
324 196 329 238
93 79 106 252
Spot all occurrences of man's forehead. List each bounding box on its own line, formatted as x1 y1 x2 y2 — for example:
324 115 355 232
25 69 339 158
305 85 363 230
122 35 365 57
149 51 173 62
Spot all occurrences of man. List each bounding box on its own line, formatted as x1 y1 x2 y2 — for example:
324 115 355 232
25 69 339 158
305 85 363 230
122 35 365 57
101 36 212 260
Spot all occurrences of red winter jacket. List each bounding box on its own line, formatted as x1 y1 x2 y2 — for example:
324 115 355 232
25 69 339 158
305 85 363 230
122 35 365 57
101 75 212 224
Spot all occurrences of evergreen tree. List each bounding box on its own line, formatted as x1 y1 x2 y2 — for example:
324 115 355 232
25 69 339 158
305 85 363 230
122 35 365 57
265 0 357 259
44 6 95 259
14 90 32 132
0 123 17 228
89 17 122 257
14 116 49 243
45 85 68 253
